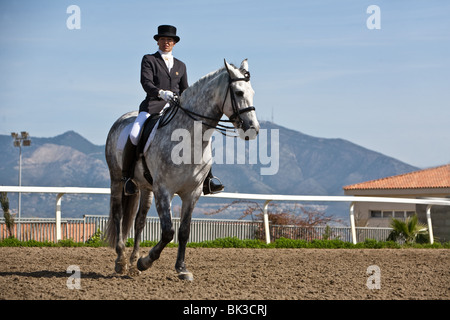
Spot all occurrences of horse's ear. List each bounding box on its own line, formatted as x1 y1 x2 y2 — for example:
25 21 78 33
240 59 249 72
224 59 233 76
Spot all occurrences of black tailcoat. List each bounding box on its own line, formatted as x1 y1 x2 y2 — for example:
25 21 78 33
139 52 188 114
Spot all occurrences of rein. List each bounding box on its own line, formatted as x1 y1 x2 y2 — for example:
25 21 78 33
158 69 255 136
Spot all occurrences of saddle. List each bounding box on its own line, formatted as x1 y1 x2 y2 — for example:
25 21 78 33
136 113 162 185
137 113 161 155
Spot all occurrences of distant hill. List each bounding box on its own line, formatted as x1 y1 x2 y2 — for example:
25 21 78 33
211 121 418 195
0 131 110 218
0 131 108 187
0 122 419 221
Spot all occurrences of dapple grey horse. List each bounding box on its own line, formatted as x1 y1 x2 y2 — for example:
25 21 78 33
105 59 259 280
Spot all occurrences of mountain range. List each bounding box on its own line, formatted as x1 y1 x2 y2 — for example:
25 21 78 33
0 121 419 222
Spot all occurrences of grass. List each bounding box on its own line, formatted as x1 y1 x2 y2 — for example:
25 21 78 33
1 236 449 249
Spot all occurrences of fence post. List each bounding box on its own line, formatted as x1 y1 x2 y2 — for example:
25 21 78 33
55 193 64 242
426 205 434 244
83 215 86 243
263 200 271 244
349 202 357 244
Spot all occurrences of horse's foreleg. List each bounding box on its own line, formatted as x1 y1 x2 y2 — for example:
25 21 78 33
137 191 174 272
129 189 153 276
175 212 193 280
175 193 200 281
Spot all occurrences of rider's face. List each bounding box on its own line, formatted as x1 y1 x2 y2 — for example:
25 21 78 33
157 37 176 52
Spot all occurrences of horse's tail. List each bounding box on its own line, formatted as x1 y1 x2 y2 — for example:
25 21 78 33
105 184 139 248
104 112 140 249
105 201 117 248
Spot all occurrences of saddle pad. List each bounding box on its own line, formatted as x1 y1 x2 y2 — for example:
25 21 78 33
117 123 132 151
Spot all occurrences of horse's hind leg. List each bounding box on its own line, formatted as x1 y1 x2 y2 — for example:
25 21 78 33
107 180 139 274
129 189 153 276
106 182 128 274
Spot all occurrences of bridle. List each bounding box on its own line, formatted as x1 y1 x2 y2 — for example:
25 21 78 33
221 68 255 126
159 67 255 136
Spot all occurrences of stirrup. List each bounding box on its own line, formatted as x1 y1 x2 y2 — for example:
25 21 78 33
203 176 224 195
123 178 138 196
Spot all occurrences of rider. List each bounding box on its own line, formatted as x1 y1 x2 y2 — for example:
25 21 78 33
122 25 224 196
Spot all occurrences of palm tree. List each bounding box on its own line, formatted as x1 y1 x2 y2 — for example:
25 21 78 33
387 214 429 244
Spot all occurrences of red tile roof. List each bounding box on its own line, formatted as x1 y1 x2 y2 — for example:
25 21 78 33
343 164 450 190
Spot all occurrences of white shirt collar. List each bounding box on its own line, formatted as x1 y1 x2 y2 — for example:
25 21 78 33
158 50 173 58
158 50 174 71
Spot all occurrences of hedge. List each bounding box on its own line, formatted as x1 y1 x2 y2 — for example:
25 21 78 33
1 236 449 249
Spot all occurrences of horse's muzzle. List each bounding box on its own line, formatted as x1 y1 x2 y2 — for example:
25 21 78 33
239 119 259 140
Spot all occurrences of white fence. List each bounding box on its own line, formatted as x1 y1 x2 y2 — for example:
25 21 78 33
1 215 392 244
84 215 393 243
1 186 450 244
269 224 393 243
85 215 263 243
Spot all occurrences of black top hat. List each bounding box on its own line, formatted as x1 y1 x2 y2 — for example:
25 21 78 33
154 25 180 43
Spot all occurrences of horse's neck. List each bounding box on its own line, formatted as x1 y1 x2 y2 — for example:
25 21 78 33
180 70 228 126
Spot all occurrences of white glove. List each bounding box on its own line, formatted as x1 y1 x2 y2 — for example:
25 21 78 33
158 90 174 101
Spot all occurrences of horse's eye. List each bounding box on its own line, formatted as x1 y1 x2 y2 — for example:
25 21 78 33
235 91 244 97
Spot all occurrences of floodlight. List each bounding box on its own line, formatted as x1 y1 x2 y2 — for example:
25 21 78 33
11 129 31 240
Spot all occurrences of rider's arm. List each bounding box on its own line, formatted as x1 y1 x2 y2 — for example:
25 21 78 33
140 55 161 98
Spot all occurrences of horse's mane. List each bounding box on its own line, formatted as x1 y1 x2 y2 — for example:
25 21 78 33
180 63 246 107
181 66 226 101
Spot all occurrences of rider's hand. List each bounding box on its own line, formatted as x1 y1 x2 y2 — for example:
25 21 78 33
158 90 174 101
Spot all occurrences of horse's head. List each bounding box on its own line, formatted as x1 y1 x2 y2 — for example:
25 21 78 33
223 59 260 140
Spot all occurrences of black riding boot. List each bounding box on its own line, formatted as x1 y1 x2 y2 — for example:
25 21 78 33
203 169 224 195
122 137 138 196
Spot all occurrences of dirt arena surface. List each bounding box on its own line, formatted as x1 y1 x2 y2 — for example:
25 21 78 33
0 247 449 300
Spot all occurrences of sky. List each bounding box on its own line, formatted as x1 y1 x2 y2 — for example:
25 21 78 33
0 0 449 169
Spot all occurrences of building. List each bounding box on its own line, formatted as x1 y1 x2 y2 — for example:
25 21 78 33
343 164 450 242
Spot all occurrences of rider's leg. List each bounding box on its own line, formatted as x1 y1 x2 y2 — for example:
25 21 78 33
122 112 150 196
130 112 150 146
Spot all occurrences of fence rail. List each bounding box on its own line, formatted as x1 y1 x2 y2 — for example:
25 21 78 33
258 224 392 242
1 216 393 244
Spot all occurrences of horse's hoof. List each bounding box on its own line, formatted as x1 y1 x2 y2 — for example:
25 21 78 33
114 262 128 275
137 257 152 271
178 271 194 281
128 266 142 277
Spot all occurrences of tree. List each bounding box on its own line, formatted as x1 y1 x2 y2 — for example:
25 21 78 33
206 200 340 225
1 192 15 238
387 214 429 244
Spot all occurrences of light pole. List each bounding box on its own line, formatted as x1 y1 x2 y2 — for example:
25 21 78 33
11 131 31 240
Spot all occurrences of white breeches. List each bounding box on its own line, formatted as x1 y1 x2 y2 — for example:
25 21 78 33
129 103 170 146
129 112 150 146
